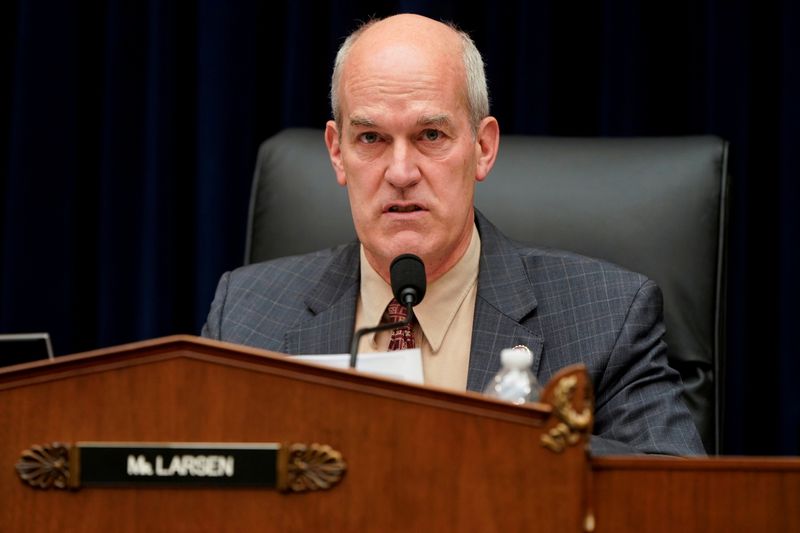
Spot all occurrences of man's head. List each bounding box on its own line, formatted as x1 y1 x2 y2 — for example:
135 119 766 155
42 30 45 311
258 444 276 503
324 14 500 283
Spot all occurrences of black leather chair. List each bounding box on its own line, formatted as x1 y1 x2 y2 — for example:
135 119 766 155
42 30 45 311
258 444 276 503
245 128 729 454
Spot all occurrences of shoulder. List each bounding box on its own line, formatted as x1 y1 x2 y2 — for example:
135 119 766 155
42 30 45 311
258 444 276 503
518 244 653 298
513 243 661 339
477 210 653 301
219 242 359 321
476 211 659 332
202 242 359 347
226 242 359 293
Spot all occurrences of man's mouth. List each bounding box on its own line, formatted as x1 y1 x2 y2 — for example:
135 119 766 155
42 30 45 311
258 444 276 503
388 204 423 213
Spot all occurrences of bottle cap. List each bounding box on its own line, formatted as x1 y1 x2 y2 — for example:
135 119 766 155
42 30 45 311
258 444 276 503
500 347 533 369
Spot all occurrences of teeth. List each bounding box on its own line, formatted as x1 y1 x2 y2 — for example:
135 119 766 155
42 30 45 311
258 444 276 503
389 205 419 213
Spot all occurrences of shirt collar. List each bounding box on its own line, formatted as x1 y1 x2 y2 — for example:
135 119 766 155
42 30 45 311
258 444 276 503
359 224 481 352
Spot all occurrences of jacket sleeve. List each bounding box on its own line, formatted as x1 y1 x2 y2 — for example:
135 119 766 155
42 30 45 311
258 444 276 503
590 279 706 456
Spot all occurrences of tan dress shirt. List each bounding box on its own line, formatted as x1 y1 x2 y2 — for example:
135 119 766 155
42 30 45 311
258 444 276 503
354 225 480 390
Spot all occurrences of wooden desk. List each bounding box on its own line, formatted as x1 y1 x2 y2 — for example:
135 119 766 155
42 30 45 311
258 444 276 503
592 456 800 532
1 336 798 532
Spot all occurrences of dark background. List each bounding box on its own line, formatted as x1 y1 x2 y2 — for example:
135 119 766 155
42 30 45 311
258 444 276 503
1 1 798 455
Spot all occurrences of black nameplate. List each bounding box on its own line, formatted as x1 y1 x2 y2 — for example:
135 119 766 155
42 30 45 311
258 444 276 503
78 443 278 487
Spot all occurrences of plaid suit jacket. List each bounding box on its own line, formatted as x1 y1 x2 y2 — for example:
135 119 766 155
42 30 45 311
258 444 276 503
203 211 704 455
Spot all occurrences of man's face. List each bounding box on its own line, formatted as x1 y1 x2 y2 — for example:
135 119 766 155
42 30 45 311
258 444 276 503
325 37 498 282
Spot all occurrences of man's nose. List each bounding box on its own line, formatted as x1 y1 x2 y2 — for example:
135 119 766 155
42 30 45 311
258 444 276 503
384 141 421 188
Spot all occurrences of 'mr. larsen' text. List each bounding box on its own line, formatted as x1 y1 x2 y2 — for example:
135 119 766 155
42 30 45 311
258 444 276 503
127 454 235 477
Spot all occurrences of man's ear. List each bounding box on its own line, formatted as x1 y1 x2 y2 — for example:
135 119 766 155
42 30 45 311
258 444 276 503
474 116 500 183
325 120 347 186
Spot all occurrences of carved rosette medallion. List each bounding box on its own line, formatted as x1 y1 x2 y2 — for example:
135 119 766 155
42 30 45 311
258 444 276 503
15 443 73 489
279 443 347 493
541 373 593 453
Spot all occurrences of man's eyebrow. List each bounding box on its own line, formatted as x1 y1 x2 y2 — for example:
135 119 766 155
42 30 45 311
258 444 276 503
417 114 452 127
349 116 376 128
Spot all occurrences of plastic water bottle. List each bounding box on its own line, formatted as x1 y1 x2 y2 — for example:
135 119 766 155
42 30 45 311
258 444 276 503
483 347 541 404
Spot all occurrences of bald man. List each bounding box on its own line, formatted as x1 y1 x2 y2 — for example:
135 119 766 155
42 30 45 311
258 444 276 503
203 14 705 456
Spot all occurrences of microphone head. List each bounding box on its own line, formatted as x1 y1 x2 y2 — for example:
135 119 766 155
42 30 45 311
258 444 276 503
390 254 427 306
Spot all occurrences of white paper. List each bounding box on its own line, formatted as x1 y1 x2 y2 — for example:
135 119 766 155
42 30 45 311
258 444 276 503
293 349 424 384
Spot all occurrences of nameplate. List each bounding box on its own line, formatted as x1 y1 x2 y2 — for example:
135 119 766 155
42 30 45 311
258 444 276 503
80 443 277 487
16 442 346 493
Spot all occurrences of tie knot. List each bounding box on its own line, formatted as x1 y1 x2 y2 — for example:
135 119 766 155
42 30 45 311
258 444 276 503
384 298 408 324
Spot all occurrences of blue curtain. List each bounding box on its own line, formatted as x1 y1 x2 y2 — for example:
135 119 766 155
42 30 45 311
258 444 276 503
2 0 798 455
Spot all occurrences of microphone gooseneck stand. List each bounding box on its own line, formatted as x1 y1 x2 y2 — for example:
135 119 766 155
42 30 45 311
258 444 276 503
348 300 415 368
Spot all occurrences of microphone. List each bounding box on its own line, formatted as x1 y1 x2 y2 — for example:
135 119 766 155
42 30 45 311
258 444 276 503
390 253 427 306
349 254 427 368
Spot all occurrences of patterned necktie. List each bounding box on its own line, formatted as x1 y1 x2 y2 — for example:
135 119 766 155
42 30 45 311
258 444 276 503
384 298 415 350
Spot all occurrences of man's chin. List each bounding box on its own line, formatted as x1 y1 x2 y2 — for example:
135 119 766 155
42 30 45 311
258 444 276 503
380 233 428 259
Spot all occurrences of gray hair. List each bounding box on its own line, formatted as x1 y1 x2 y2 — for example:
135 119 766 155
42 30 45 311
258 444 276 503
330 19 490 134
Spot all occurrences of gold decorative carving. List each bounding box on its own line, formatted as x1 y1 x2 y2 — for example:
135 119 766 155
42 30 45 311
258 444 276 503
279 443 346 493
16 443 73 489
541 375 593 453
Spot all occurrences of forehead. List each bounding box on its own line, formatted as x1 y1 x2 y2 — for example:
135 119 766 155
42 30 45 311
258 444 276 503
340 41 468 126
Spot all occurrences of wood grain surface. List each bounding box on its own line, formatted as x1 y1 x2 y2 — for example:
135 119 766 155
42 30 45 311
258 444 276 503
4 336 798 532
0 336 588 533
592 456 800 532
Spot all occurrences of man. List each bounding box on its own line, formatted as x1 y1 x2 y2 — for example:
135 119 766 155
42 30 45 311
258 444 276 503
203 14 705 455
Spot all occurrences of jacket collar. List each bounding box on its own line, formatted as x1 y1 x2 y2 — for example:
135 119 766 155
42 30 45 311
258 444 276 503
467 211 544 392
474 210 539 321
284 243 360 355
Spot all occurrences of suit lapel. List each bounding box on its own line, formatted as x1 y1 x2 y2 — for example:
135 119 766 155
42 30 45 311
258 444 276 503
284 243 360 355
466 213 544 392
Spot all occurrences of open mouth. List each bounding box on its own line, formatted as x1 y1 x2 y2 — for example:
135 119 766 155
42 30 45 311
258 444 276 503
388 205 423 213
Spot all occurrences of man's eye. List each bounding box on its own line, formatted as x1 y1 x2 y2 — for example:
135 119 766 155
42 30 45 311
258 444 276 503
422 129 442 141
359 132 380 144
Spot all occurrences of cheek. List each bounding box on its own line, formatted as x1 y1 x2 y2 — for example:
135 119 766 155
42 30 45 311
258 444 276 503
443 161 476 200
342 168 381 218
343 153 384 187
